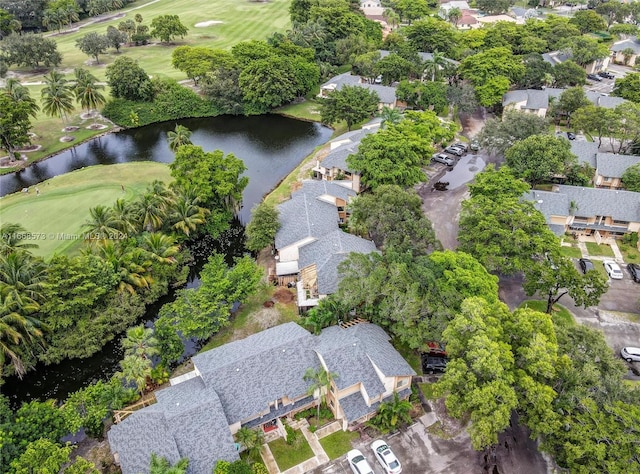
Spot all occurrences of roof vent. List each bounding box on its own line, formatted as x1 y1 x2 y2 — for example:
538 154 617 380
236 368 240 372
282 349 286 353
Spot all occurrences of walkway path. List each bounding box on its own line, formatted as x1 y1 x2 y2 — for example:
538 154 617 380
260 419 331 474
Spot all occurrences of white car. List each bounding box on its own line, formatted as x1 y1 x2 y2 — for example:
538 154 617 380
603 260 623 280
621 347 640 362
347 449 374 474
371 439 402 474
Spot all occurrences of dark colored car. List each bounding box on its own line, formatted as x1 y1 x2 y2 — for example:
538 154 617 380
567 132 576 140
587 73 603 82
629 263 640 283
598 71 615 79
579 258 594 274
421 354 448 374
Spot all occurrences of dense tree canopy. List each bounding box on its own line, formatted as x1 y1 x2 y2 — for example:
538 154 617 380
505 135 577 186
150 14 188 43
0 33 62 69
319 85 379 131
478 111 550 156
349 185 440 256
245 202 280 252
106 56 153 101
613 72 640 103
75 32 109 63
622 162 640 192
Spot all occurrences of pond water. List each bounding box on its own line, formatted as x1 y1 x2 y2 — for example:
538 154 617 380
0 114 332 406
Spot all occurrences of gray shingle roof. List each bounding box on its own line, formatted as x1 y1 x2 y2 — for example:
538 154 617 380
611 38 640 54
542 51 571 66
348 324 416 377
298 230 378 294
556 185 640 222
339 388 411 424
192 323 321 424
292 180 356 202
596 153 640 178
317 328 386 397
108 411 181 474
321 144 359 172
526 190 570 219
570 140 598 168
527 187 640 223
108 377 239 474
320 73 396 104
504 88 624 111
275 192 339 249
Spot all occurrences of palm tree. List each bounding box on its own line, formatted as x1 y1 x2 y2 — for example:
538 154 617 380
73 68 105 122
235 427 265 462
135 193 168 233
304 367 338 428
5 79 39 118
447 7 461 28
423 51 447 82
0 293 45 378
117 354 151 396
83 205 121 243
379 106 402 128
166 125 192 152
369 392 412 433
0 223 38 255
382 9 399 30
149 454 189 474
122 324 159 360
169 190 210 237
141 233 179 264
0 251 47 314
41 71 75 136
92 242 153 294
111 198 139 235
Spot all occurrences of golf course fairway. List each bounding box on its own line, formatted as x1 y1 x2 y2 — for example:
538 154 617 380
0 162 172 259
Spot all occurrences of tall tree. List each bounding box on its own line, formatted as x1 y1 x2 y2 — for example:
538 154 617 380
117 354 151 396
76 32 109 63
319 85 379 131
622 162 640 192
121 324 158 360
0 91 33 162
40 71 75 131
105 57 153 101
150 14 188 44
245 202 280 252
304 367 338 428
478 111 550 156
504 135 577 187
571 105 614 147
73 68 105 120
349 185 440 256
0 33 62 69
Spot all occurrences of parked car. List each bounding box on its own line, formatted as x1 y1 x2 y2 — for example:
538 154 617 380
603 260 623 280
374 75 383 84
566 131 576 140
432 153 455 166
421 354 448 374
621 347 640 362
452 142 468 151
579 258 594 274
598 71 615 79
628 263 640 283
347 449 375 474
445 146 464 156
470 139 480 151
587 73 603 82
371 440 402 474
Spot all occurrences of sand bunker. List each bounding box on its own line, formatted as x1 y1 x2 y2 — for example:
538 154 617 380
194 20 223 27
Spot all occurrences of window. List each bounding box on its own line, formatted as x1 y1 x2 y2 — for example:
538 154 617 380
329 400 334 408
603 176 612 182
396 379 407 388
330 384 334 393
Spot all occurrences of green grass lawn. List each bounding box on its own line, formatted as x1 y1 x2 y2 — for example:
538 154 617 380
318 430 359 460
520 300 576 327
19 0 291 84
268 432 314 471
560 244 582 259
276 100 323 122
0 162 171 259
585 242 615 258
